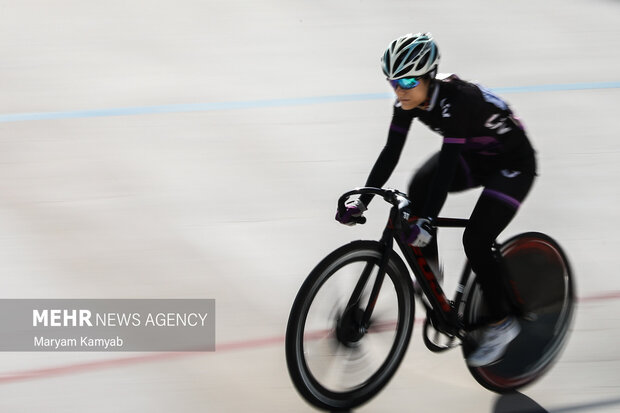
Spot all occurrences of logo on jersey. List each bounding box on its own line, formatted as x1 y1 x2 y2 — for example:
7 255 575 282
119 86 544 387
485 114 512 135
440 98 451 118
501 169 521 178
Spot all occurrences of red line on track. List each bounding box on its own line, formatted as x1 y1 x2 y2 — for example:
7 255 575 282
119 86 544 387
0 290 618 385
576 291 620 303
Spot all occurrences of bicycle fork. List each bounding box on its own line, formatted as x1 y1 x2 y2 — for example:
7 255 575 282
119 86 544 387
338 225 395 344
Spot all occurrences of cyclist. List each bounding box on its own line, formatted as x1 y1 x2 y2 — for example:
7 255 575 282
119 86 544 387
336 32 536 367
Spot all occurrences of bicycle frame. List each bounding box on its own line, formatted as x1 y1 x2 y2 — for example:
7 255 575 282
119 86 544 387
338 187 475 340
394 217 471 337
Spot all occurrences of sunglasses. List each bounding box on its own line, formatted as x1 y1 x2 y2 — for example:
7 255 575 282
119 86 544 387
388 77 420 90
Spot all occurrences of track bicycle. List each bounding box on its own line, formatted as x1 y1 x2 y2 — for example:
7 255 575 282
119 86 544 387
285 187 574 411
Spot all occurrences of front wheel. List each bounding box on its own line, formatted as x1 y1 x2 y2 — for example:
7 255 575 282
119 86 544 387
462 232 575 393
285 240 415 411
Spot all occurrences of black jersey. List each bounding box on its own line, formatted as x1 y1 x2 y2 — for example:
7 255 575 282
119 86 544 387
361 74 536 218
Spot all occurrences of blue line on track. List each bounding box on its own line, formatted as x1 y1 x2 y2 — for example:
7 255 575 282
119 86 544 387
1 81 619 123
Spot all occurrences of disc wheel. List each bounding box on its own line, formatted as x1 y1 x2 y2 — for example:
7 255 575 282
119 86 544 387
462 232 575 392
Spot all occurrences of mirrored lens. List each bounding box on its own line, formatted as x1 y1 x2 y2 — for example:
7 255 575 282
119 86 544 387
397 77 420 89
388 77 420 90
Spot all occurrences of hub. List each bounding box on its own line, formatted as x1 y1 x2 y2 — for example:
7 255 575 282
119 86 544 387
336 307 366 347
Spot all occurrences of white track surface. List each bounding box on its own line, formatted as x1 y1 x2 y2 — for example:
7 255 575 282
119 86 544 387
1 1 619 411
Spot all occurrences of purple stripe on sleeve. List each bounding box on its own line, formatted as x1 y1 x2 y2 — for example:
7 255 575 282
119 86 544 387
390 123 409 134
470 136 498 145
482 189 521 209
443 137 466 144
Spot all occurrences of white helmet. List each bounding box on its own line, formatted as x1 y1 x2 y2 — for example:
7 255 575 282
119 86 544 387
381 32 440 79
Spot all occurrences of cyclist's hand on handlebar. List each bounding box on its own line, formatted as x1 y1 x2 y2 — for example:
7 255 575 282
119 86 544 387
404 217 434 247
335 198 367 226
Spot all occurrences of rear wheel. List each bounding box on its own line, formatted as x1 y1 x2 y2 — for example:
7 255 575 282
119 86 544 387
462 232 575 392
285 240 415 410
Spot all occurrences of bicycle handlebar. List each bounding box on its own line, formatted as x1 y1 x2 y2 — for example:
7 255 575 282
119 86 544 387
337 187 469 228
337 187 411 226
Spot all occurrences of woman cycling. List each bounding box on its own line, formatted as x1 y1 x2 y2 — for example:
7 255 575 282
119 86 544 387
336 32 537 367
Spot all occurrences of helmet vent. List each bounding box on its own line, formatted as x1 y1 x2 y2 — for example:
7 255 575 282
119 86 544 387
400 37 416 50
408 43 423 59
415 52 430 71
394 54 406 71
383 51 391 74
394 68 411 78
